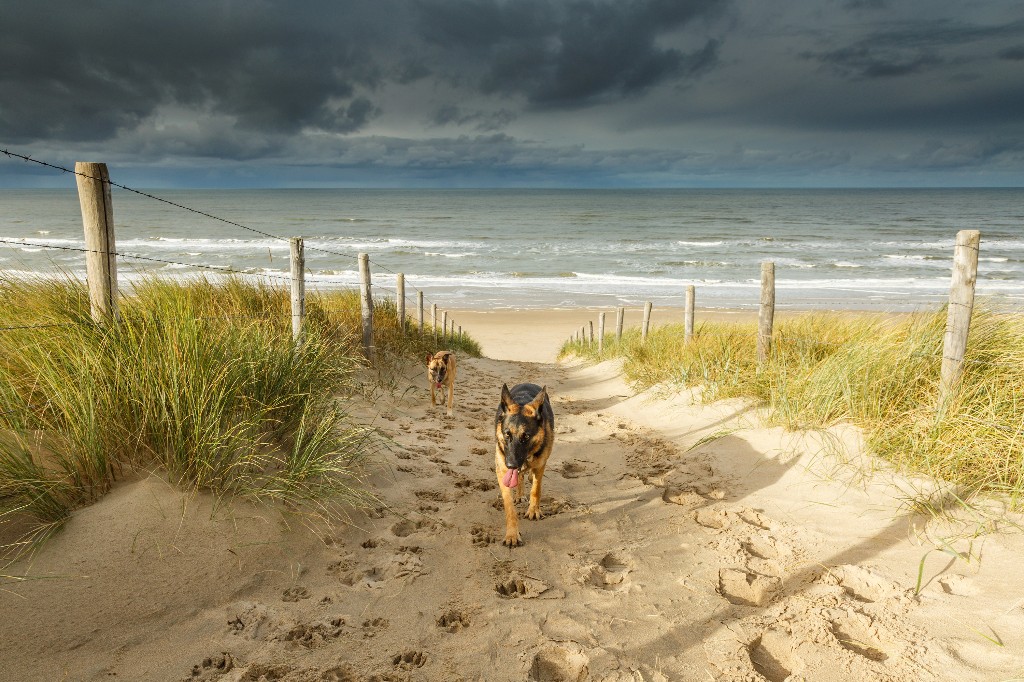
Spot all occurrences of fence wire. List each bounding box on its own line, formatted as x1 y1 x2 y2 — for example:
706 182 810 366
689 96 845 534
2 148 457 320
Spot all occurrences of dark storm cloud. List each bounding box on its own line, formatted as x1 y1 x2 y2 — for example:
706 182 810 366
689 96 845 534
0 0 726 147
2 0 1024 186
999 46 1024 60
0 1 388 143
803 18 1024 79
415 0 725 106
431 105 517 131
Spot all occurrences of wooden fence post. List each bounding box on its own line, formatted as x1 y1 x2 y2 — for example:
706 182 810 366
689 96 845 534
616 307 624 343
289 237 304 343
358 253 374 361
458 325 462 342
641 302 652 342
598 312 606 354
757 261 775 367
442 311 448 345
418 291 424 335
588 320 594 346
431 303 437 343
75 162 119 325
685 285 695 344
939 230 981 408
396 273 405 333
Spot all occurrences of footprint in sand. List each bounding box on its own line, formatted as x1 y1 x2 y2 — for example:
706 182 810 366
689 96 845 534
415 488 449 503
189 653 236 680
747 629 802 682
281 586 310 602
391 651 428 670
829 613 889 662
529 644 590 682
436 607 471 632
320 664 360 682
454 476 496 492
495 575 556 599
580 552 631 592
717 567 781 607
558 459 601 479
390 518 435 537
362 617 389 638
281 618 345 648
471 524 498 546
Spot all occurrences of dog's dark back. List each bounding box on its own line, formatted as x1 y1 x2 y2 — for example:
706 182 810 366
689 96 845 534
497 383 553 424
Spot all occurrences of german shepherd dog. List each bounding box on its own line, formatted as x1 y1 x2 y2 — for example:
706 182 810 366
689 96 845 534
426 351 457 416
494 383 554 547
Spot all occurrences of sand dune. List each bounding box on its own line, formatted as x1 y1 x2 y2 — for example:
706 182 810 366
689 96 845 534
2 316 1023 681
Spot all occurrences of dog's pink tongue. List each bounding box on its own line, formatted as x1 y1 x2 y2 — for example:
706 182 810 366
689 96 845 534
502 468 519 489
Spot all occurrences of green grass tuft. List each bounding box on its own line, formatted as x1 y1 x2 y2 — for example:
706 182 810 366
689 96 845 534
0 275 481 558
560 308 1024 501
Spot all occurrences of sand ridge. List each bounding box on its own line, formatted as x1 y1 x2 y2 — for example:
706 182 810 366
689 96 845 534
2 348 1024 680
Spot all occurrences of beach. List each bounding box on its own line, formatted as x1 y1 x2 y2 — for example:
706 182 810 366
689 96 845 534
2 307 1023 681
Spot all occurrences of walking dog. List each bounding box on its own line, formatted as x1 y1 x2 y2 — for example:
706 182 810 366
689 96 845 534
494 383 554 547
426 351 457 416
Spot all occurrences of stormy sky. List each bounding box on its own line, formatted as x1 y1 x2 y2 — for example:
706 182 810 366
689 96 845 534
2 0 1023 187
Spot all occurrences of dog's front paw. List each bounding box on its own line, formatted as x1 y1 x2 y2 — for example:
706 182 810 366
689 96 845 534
502 529 523 547
525 506 543 520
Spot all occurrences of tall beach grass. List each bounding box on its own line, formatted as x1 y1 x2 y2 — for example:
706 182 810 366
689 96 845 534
0 276 479 556
561 309 1024 502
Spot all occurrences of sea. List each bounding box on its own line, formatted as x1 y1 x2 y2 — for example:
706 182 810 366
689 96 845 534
1 187 1022 312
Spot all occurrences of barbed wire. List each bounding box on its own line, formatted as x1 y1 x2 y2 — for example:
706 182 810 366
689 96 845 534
1 148 363 263
1 148 462 319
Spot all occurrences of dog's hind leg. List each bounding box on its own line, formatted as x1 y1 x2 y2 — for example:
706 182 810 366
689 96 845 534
446 380 454 417
513 471 525 503
526 468 544 520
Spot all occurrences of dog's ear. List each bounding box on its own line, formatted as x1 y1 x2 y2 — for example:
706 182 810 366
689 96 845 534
526 386 547 419
499 383 514 413
426 353 433 365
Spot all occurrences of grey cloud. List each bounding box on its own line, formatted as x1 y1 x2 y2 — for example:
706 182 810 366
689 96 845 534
431 105 517 131
999 45 1024 60
875 138 1024 171
415 0 726 107
803 18 1024 79
0 1 388 142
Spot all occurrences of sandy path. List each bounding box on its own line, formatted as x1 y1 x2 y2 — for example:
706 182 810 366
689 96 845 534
2 353 1024 681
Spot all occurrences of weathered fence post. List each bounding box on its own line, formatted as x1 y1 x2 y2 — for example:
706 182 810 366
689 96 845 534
396 273 405 333
685 285 695 344
616 307 624 343
358 253 374 361
641 301 653 342
458 325 462 342
598 312 606 354
431 303 438 343
939 230 981 408
442 310 448 345
75 162 119 325
289 237 304 343
588 320 594 346
417 291 424 335
758 261 775 367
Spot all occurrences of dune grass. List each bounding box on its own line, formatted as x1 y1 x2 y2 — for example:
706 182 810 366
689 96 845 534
0 276 480 556
560 309 1024 502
